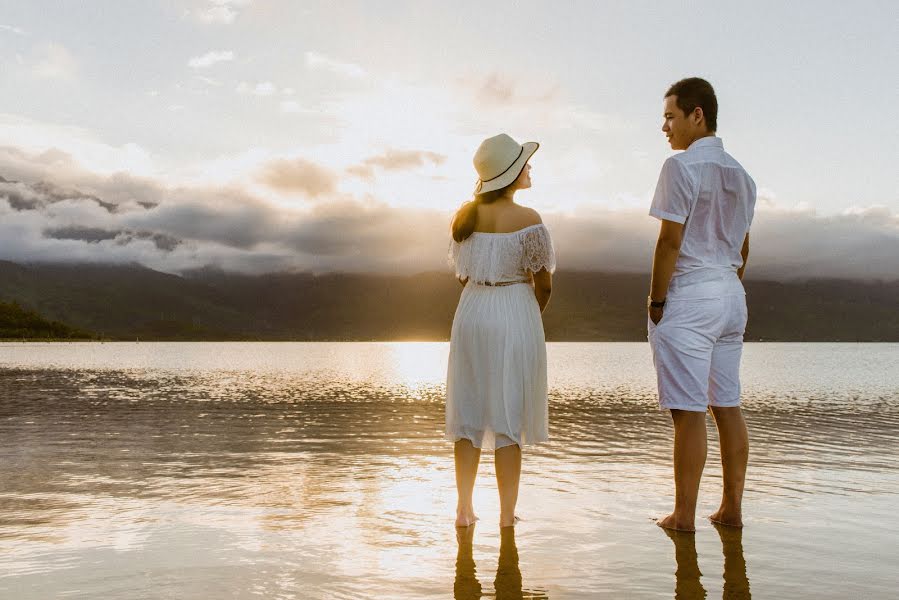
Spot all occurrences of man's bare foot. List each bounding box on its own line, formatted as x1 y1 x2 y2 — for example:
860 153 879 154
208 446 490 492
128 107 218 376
709 508 743 528
656 513 696 532
499 515 521 529
455 511 479 528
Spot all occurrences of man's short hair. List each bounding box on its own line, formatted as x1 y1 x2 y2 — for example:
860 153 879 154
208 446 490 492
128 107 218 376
665 77 718 132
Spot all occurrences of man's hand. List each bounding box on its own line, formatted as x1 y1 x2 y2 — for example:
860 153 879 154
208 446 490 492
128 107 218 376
649 219 684 317
649 305 664 325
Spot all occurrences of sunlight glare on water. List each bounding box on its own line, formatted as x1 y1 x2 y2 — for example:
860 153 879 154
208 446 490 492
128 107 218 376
1 342 897 598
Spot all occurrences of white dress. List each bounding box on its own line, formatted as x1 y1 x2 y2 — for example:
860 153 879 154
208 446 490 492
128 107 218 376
445 224 556 450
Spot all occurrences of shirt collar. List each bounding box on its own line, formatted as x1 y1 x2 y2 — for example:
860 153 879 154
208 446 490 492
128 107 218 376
686 136 723 152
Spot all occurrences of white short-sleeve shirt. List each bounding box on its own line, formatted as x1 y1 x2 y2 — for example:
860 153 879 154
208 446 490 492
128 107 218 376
649 136 756 283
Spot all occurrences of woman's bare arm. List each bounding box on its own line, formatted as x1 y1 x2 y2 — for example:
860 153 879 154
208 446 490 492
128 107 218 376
532 268 552 313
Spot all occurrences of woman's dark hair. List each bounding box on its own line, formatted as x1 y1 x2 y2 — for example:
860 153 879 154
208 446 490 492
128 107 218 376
451 183 514 242
665 77 717 132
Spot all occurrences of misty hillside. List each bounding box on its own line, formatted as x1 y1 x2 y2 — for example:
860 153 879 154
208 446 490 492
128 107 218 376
0 260 896 341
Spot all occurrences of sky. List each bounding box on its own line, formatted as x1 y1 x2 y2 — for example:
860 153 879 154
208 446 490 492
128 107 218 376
0 0 896 279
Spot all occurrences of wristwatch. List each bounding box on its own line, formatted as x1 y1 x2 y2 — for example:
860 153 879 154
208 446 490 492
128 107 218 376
647 297 666 308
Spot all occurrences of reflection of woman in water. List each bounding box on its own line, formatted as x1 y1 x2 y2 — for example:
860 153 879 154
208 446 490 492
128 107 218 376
446 133 555 529
663 523 751 599
454 526 548 600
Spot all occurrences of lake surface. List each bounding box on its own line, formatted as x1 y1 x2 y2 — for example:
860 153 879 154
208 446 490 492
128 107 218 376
1 342 897 599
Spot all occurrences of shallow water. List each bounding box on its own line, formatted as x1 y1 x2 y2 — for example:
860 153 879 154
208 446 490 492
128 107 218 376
1 342 897 599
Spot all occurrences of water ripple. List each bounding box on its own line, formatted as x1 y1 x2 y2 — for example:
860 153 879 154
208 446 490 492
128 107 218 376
1 342 897 598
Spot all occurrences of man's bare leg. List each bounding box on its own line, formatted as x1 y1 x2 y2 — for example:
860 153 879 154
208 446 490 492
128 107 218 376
657 409 707 532
495 443 522 528
709 405 748 527
455 439 481 527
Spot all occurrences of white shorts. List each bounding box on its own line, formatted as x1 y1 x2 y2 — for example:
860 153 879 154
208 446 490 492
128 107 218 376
648 286 748 412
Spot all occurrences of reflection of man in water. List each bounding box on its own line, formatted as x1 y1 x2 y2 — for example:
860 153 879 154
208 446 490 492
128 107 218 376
454 527 547 599
647 77 756 532
664 523 752 599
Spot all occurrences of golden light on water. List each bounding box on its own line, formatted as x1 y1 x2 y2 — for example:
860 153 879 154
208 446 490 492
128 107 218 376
382 342 448 393
2 343 897 597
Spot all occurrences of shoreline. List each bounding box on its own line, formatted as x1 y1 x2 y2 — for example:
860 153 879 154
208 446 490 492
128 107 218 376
2 339 895 344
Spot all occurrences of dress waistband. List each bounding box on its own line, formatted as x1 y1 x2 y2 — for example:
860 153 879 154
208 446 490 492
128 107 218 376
474 279 531 287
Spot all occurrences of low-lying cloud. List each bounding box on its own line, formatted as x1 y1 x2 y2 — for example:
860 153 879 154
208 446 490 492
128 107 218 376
1 147 896 281
545 205 899 281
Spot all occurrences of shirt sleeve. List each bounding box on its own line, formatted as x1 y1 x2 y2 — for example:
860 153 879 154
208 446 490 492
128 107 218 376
746 174 757 229
649 157 695 224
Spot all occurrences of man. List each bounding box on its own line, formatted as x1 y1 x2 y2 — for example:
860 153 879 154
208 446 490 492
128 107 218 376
648 77 756 532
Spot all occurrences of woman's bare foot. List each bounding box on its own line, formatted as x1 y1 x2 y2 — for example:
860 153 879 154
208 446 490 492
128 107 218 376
656 513 696 532
709 508 743 528
499 515 521 528
456 510 479 528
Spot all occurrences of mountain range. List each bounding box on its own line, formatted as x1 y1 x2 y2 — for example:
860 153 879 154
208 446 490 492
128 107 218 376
0 260 895 341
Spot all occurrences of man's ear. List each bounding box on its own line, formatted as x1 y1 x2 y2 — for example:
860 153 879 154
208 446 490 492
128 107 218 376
692 106 705 128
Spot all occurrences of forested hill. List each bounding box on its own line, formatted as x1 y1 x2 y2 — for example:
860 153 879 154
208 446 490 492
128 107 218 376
0 299 94 340
0 260 896 342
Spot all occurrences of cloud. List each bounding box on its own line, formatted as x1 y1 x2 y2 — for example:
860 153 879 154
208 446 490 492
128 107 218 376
122 192 275 250
278 100 319 116
0 177 116 213
745 204 899 280
199 5 237 24
258 158 338 198
450 72 622 136
41 226 180 252
237 81 276 96
195 0 251 24
44 226 119 243
348 149 447 180
0 157 448 273
33 43 77 81
304 51 366 79
463 72 559 108
0 24 27 35
0 116 157 178
1 147 896 280
188 50 234 69
542 204 899 281
364 149 446 171
0 145 166 207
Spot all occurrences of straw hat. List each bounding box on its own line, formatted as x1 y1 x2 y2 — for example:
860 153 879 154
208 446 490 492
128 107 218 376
473 133 539 194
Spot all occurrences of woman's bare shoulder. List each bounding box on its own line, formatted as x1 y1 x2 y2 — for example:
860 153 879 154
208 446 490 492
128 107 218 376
514 205 543 227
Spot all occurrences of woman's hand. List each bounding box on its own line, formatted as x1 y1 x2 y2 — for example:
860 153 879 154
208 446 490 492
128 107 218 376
648 305 664 325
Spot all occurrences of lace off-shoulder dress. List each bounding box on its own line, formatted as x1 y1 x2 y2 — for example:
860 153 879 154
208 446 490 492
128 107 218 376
446 224 556 450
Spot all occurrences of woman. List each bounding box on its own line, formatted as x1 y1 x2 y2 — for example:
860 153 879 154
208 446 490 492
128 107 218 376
446 133 555 529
